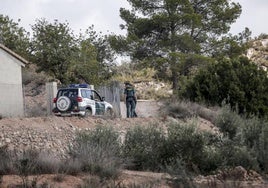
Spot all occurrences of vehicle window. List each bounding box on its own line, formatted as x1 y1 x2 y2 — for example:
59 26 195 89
81 89 87 98
57 89 78 98
81 89 92 99
85 90 92 99
92 91 101 101
70 90 78 98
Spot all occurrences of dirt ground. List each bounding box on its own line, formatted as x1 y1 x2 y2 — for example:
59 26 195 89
0 116 267 188
0 116 172 188
0 170 171 188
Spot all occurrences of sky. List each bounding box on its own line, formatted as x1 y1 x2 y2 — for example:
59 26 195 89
0 0 267 38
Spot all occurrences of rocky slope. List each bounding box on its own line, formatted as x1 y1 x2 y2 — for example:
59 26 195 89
247 38 268 71
0 116 267 188
0 116 162 158
7 37 266 187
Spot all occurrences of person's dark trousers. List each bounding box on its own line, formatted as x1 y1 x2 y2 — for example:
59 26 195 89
126 100 136 118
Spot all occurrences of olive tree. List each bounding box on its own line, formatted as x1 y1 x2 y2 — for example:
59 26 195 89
31 19 77 84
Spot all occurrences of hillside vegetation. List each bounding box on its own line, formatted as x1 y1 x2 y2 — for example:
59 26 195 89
0 102 268 187
17 35 268 186
1 0 268 186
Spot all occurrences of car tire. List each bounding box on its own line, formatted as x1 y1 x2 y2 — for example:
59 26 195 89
56 96 71 112
83 108 92 117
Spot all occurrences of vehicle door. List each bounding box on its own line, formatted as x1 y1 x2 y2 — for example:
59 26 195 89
92 90 105 115
81 89 96 115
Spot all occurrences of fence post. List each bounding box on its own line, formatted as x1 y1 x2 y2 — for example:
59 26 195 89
46 82 57 115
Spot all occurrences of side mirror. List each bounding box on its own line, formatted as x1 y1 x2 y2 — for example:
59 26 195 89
102 97 105 101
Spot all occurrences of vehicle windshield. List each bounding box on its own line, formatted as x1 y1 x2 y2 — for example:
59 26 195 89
57 89 78 98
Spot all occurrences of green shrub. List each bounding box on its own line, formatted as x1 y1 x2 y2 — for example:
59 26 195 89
219 139 259 171
22 68 48 86
164 158 197 188
165 122 207 171
15 149 40 176
160 99 219 122
242 117 264 148
122 121 226 175
229 146 258 170
68 125 122 179
14 149 64 177
198 145 223 174
0 145 14 175
255 123 268 172
215 105 243 139
122 125 166 171
215 106 268 172
160 100 196 119
182 57 268 117
239 116 268 172
60 158 82 176
34 152 62 174
14 149 43 187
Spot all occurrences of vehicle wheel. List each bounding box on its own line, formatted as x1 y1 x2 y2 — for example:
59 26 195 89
56 96 71 112
83 108 92 117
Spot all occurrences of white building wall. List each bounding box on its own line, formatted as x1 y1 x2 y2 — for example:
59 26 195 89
0 49 24 117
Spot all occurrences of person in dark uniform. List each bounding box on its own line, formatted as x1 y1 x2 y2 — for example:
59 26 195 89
124 82 137 118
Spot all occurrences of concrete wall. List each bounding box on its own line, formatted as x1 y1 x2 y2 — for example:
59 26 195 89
0 49 24 117
46 82 58 115
120 100 161 118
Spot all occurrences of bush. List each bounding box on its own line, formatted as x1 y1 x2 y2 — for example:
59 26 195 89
242 117 264 148
164 158 197 188
15 149 40 176
68 125 122 179
164 122 209 173
160 100 195 119
22 67 48 86
122 125 166 171
197 129 224 174
198 142 223 174
219 139 259 171
237 115 268 173
160 99 219 122
122 121 227 175
215 105 243 139
13 149 44 187
13 149 64 175
34 152 62 174
255 123 268 172
0 145 14 175
182 57 268 117
59 158 82 176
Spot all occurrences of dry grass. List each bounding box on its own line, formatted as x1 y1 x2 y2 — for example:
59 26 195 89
159 100 219 122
